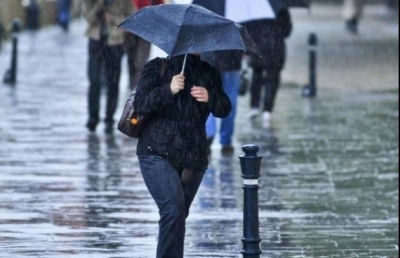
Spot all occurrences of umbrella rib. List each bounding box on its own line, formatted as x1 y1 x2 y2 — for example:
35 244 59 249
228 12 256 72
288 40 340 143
236 25 247 53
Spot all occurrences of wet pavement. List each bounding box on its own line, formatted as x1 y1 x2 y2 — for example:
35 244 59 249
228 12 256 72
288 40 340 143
0 4 398 258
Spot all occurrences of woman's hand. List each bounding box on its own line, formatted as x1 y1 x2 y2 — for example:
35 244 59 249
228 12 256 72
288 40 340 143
170 74 185 95
191 86 209 103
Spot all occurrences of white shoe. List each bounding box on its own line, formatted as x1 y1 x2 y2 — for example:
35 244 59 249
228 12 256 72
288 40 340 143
262 111 272 128
248 108 260 119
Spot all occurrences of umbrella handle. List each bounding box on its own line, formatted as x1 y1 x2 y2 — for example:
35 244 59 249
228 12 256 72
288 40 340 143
180 54 188 75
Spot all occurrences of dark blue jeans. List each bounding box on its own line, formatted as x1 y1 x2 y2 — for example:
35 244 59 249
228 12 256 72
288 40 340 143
138 155 205 258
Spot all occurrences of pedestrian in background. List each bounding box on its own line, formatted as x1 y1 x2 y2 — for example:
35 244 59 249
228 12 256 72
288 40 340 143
23 0 41 31
57 0 73 32
244 9 292 127
343 0 363 34
125 0 164 90
134 54 231 258
82 0 133 134
201 50 242 156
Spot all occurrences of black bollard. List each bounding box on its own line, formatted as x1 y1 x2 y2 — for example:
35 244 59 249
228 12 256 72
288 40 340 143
3 19 21 85
239 145 263 258
302 33 318 98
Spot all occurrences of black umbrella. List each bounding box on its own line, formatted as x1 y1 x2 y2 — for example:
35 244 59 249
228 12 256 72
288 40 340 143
117 4 259 73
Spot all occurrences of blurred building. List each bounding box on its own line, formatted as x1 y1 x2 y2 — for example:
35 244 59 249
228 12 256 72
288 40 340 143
0 0 81 37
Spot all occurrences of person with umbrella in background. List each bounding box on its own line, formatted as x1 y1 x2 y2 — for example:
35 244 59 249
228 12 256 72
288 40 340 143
82 0 133 134
117 4 258 257
245 8 293 127
220 0 307 127
125 0 164 90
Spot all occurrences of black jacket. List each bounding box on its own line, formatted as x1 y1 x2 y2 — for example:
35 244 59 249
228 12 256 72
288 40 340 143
244 10 292 70
134 55 232 170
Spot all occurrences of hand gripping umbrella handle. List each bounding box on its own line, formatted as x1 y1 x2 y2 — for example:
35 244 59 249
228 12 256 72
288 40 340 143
180 54 188 75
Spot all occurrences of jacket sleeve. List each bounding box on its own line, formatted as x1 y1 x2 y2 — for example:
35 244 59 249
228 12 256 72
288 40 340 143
207 68 232 118
134 58 175 115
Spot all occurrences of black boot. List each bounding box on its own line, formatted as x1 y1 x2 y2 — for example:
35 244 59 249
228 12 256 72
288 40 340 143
86 118 98 132
345 18 358 34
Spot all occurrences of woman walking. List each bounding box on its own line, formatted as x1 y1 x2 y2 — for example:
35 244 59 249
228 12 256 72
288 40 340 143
134 54 231 258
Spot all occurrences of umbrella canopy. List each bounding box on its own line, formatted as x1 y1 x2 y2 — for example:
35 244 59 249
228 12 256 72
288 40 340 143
192 0 310 22
117 4 260 57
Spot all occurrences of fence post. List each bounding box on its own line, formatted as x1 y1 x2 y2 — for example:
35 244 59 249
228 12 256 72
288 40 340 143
240 144 262 258
302 32 318 98
3 18 21 85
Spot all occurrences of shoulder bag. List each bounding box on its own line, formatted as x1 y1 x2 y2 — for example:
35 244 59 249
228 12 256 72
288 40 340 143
118 58 167 138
